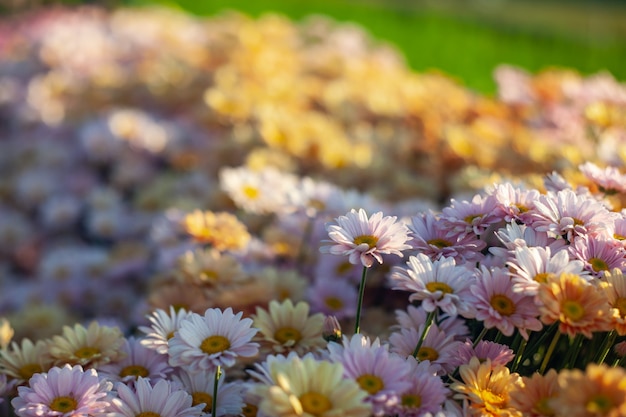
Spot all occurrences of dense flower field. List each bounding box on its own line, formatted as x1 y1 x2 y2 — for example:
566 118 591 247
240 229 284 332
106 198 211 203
1 5 626 416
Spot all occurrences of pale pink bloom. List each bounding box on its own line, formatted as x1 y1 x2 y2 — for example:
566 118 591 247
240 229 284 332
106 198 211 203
97 336 172 384
468 266 543 339
406 211 485 263
308 277 357 320
568 234 626 277
320 208 411 267
285 176 345 218
389 253 476 317
139 306 191 354
11 364 112 417
488 182 541 224
109 377 204 417
168 308 259 373
448 339 515 368
530 189 617 241
507 245 588 295
327 334 412 416
440 194 502 238
489 221 567 260
579 161 626 194
314 252 363 284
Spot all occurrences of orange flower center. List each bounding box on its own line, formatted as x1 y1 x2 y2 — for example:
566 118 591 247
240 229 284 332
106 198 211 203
490 294 516 316
200 335 230 354
353 235 379 248
416 346 439 361
534 272 553 284
299 391 332 416
425 282 453 295
242 403 258 417
562 300 585 321
137 413 161 417
191 392 213 412
356 374 384 395
274 327 302 344
242 185 259 200
120 365 149 378
49 396 77 413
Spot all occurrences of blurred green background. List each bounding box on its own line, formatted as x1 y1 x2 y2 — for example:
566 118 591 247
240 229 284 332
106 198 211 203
5 0 626 94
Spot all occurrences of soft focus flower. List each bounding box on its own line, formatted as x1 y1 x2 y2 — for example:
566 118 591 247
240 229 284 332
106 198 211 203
0 318 14 349
601 268 626 335
168 307 259 373
320 208 411 267
0 338 55 384
11 364 112 417
97 336 172 384
182 210 251 252
308 277 358 319
138 306 192 354
509 369 559 417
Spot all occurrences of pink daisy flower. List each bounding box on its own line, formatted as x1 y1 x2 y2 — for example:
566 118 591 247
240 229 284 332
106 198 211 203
327 334 412 417
388 253 476 317
168 307 259 373
440 193 503 238
109 377 204 417
97 336 172 385
468 266 543 339
11 364 113 417
139 306 191 354
490 221 568 260
568 234 626 277
579 162 626 194
448 339 515 368
407 211 486 263
320 208 411 267
488 182 541 224
308 277 357 320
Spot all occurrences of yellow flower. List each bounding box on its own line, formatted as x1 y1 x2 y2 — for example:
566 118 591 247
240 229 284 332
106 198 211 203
182 210 250 251
601 268 626 335
509 369 559 417
0 318 13 349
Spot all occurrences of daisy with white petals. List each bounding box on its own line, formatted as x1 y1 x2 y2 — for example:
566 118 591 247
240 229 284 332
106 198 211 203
139 306 191 354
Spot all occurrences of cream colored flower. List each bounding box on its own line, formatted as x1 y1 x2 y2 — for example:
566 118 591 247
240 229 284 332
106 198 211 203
0 338 55 384
254 266 308 303
176 247 248 288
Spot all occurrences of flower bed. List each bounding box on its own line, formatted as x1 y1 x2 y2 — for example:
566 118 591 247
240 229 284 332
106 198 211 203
1 5 626 416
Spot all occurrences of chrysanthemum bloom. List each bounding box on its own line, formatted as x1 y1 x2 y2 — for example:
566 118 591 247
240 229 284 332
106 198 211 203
579 161 626 194
387 357 449 417
252 299 326 356
440 193 503 238
537 272 611 338
139 306 191 354
182 210 251 252
407 211 486 264
251 355 372 417
327 334 412 416
568 234 626 277
11 364 113 417
308 277 357 320
0 338 55 384
254 266 308 303
530 189 617 242
320 208 411 267
97 336 172 384
168 307 259 373
489 182 541 224
509 369 559 417
469 266 543 339
109 377 204 417
172 369 245 416
450 357 523 417
601 268 626 335
176 248 248 288
47 321 126 369
490 221 567 261
507 245 588 296
448 339 515 369
389 253 476 317
551 363 626 417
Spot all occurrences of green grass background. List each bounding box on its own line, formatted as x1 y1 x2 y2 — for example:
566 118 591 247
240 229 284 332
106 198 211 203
125 0 626 95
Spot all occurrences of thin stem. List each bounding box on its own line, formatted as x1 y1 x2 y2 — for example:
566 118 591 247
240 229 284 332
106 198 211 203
565 333 584 369
511 335 528 374
412 310 436 358
354 266 369 334
212 365 222 417
595 331 617 365
539 330 561 374
472 326 489 348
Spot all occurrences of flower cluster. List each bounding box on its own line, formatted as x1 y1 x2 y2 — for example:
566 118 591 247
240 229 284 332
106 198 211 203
1 4 626 417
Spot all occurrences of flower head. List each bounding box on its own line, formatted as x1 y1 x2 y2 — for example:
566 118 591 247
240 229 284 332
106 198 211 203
172 368 245 416
320 208 411 267
97 336 172 384
182 210 251 252
509 369 559 417
138 306 192 354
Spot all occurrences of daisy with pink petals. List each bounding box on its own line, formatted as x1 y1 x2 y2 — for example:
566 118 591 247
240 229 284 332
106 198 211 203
448 339 515 369
168 307 259 373
109 377 204 417
320 208 411 268
388 253 476 317
97 336 172 384
11 364 113 417
568 234 626 277
579 161 626 194
308 277 357 320
138 306 191 354
440 193 503 238
488 182 540 224
468 266 543 339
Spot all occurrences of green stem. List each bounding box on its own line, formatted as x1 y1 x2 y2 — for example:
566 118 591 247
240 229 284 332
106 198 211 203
412 310 436 358
212 365 222 417
354 266 369 334
596 331 617 365
511 335 528 374
472 326 489 348
539 330 561 374
565 333 584 369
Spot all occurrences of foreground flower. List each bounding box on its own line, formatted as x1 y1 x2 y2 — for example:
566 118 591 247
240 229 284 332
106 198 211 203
450 357 523 417
320 208 411 267
551 363 626 417
449 339 515 369
509 369 559 417
172 369 244 416
139 306 191 354
109 377 204 417
97 336 172 384
388 358 449 417
602 268 626 335
168 307 259 373
0 338 55 384
11 364 112 417
251 355 372 417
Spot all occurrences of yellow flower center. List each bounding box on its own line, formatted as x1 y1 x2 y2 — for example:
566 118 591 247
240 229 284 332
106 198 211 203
586 394 614 414
614 233 626 241
49 396 77 413
516 204 529 213
534 272 553 284
324 296 344 310
427 238 451 248
299 391 332 416
535 397 555 416
274 327 302 344
353 234 379 249
416 346 440 361
464 214 480 223
74 346 100 360
201 269 219 281
614 297 626 317
243 185 259 200
356 374 384 395
425 281 453 295
19 363 43 380
490 294 516 316
242 403 258 417
336 261 354 275
589 257 609 272
119 365 149 379
562 300 585 321
200 335 231 354
191 392 213 412
572 218 584 226
137 413 161 417
480 389 506 408
401 393 422 408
